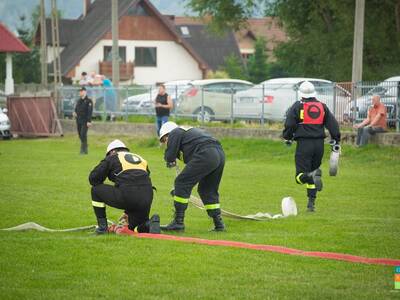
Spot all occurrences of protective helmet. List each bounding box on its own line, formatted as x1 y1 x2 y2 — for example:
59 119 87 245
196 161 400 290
281 197 298 217
298 81 317 99
106 139 128 155
159 121 178 141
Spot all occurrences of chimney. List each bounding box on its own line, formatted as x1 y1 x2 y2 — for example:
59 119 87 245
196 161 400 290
83 0 91 17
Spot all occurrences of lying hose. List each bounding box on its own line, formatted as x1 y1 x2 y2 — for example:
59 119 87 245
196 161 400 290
1 222 96 232
174 165 295 221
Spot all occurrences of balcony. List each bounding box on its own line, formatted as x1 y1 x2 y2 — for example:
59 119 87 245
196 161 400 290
99 61 134 81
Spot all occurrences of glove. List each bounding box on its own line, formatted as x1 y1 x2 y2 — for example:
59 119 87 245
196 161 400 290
166 161 176 168
284 140 293 147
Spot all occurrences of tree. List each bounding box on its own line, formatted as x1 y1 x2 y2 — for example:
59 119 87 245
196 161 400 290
222 54 248 80
187 0 400 81
247 38 269 83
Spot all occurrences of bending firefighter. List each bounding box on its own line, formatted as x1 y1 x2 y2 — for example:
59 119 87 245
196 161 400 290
88 139 160 234
283 81 341 212
159 122 226 231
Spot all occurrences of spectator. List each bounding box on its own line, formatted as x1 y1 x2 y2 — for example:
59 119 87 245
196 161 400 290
155 84 173 136
102 76 117 119
353 95 387 146
79 72 92 86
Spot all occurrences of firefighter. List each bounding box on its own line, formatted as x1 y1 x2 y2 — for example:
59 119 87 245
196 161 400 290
159 122 225 232
73 87 93 154
283 81 341 212
88 139 160 234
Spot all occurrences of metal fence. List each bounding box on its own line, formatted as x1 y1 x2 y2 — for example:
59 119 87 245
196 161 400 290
58 81 399 130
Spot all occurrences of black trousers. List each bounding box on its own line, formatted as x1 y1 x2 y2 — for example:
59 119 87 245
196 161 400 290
175 146 225 212
295 139 324 199
76 120 88 153
91 184 153 232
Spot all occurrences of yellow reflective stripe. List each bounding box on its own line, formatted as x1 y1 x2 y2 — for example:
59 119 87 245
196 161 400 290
300 109 304 120
204 203 220 210
174 196 189 204
296 173 304 184
306 184 316 189
92 201 105 208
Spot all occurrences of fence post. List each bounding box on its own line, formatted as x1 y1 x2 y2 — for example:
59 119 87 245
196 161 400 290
103 87 106 122
230 88 234 125
397 82 400 132
174 84 178 120
261 84 265 126
332 83 337 119
124 86 128 121
201 87 204 125
352 82 357 126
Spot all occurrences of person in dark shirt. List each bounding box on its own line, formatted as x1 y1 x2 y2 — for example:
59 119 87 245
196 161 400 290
88 139 160 234
283 81 341 212
73 87 93 154
158 121 226 232
155 84 173 136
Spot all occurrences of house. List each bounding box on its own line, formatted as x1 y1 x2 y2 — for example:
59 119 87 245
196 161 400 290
34 0 243 85
174 16 287 65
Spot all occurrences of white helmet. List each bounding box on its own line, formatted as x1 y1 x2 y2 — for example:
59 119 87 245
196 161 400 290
281 197 298 217
298 81 317 99
159 121 178 141
106 139 128 155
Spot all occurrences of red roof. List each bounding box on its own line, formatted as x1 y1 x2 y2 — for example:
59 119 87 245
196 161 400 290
0 22 30 53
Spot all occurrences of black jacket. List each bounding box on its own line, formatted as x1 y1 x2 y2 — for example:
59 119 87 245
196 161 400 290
164 127 221 164
89 151 151 187
75 96 93 122
282 98 341 143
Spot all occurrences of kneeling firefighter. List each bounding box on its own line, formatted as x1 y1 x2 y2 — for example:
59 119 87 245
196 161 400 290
89 139 160 234
159 122 226 231
283 81 341 212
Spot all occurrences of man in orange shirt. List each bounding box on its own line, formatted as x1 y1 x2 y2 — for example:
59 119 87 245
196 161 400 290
353 95 387 146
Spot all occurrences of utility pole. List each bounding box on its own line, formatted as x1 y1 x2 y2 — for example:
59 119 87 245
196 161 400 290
111 0 120 86
351 0 365 84
40 0 48 86
50 0 62 114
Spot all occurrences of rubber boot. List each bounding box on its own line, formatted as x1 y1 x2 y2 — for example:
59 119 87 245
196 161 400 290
307 197 316 212
149 214 161 234
307 169 322 191
161 202 186 231
211 214 225 232
95 217 108 234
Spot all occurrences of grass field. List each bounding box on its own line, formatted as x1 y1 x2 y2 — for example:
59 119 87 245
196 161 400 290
0 135 399 299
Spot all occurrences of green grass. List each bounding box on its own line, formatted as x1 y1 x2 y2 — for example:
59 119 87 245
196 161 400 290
0 136 399 299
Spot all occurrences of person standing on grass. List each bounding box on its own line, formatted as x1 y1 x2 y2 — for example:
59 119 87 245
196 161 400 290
73 87 93 155
283 81 341 212
89 139 160 235
158 121 226 232
353 95 387 146
155 84 173 136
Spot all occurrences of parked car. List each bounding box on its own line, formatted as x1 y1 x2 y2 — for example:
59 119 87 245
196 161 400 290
344 76 400 127
176 79 253 122
234 78 351 122
122 80 192 113
0 108 11 139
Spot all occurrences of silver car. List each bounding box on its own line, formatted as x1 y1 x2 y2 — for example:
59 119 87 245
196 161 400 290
234 78 351 122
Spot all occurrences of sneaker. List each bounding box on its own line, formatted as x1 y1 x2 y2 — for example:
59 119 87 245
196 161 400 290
149 214 161 234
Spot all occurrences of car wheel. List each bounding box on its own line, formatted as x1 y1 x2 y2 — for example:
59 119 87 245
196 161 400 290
194 107 213 123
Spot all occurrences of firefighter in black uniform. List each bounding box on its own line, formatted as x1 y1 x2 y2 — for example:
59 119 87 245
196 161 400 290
159 122 225 231
74 87 93 154
88 139 160 234
283 81 341 212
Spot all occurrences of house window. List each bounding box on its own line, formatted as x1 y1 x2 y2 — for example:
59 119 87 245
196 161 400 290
180 26 190 37
135 47 157 67
103 46 126 63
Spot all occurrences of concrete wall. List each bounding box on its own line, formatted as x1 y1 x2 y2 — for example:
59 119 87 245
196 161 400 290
60 120 400 146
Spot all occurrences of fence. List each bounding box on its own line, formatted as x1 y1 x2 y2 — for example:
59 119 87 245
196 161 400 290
58 81 399 130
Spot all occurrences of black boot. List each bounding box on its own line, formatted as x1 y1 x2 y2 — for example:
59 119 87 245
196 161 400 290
160 210 185 231
211 214 225 232
95 217 108 234
83 142 88 154
149 214 161 234
80 143 85 155
307 169 322 191
307 197 316 212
